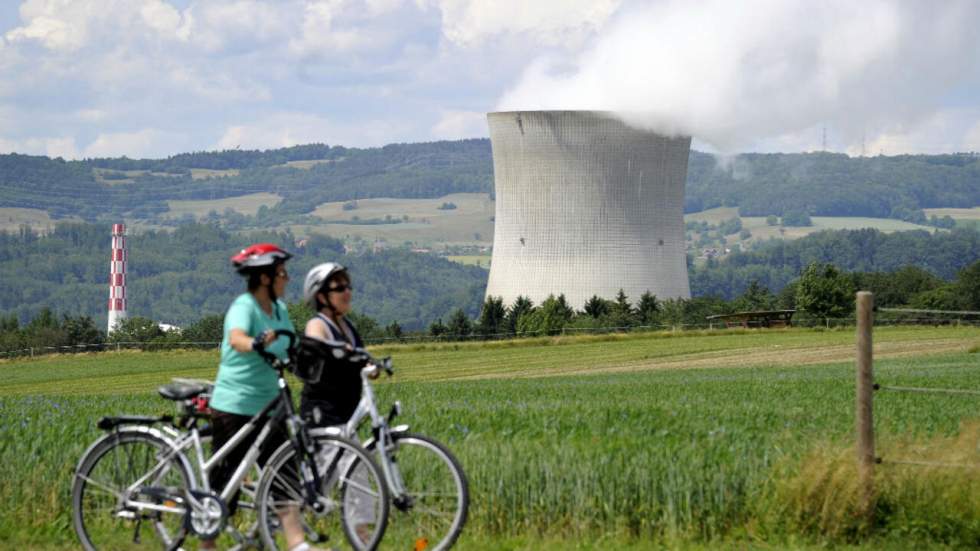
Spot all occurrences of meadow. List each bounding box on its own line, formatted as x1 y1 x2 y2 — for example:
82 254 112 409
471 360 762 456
0 207 79 233
163 192 283 219
2 326 980 549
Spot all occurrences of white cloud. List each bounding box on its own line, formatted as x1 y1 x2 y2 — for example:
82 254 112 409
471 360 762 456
289 0 368 56
74 109 107 122
82 128 184 158
215 112 413 150
139 0 185 37
430 0 620 46
1 0 978 159
499 0 980 153
855 109 980 156
431 109 486 139
4 13 78 51
0 134 79 158
185 1 292 54
963 121 980 153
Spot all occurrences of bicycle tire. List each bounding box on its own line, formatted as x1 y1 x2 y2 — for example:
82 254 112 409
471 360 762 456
72 430 193 551
367 432 469 551
256 434 390 551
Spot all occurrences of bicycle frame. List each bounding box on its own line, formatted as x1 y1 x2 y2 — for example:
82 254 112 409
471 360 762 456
107 334 327 539
107 380 291 527
315 364 411 500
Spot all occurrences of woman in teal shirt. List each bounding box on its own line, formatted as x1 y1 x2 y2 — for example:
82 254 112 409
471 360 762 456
204 243 323 551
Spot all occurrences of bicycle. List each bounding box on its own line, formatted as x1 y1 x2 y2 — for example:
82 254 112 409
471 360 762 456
312 343 469 551
71 329 390 551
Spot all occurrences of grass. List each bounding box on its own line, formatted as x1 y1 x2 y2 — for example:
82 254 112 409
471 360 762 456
2 326 979 549
164 192 282 219
685 207 937 250
189 168 240 180
282 159 338 169
0 207 79 232
294 192 495 247
923 207 980 221
446 255 491 268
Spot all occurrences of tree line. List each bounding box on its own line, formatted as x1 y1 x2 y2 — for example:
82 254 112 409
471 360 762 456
4 258 976 356
0 222 486 331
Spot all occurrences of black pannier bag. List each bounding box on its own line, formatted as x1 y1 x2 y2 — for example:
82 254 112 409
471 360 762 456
287 335 346 384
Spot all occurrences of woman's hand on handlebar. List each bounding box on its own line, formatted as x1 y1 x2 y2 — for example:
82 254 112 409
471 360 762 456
251 329 277 352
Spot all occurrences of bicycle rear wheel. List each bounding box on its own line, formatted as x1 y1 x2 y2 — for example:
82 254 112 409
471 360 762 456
370 432 468 551
257 435 390 551
72 430 192 551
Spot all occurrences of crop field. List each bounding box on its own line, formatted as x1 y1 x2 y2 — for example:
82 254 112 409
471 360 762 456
0 207 79 232
686 207 935 245
446 255 492 268
2 326 980 549
282 159 337 169
295 192 495 247
188 168 241 180
164 192 282 219
923 207 980 220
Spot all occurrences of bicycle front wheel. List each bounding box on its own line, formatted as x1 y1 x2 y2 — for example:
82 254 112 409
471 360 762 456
372 432 468 551
72 430 192 551
257 435 390 551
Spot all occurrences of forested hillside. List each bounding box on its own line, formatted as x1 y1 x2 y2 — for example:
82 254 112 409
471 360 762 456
686 151 980 221
1 142 977 223
0 223 486 330
0 140 493 220
692 227 980 299
1 223 976 333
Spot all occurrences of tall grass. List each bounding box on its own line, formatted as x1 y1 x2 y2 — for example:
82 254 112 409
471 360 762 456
1 327 979 547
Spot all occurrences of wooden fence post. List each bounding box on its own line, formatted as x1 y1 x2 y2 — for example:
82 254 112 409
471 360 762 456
855 291 875 524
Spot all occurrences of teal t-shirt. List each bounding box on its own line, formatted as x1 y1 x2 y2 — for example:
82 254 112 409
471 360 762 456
211 293 295 416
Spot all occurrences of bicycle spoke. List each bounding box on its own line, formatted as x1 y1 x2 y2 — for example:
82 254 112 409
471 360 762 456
75 473 123 499
339 476 381 499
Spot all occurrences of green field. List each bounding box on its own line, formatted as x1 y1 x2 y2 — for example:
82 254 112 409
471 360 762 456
923 207 980 221
3 326 980 549
446 255 492 268
293 192 495 247
0 207 80 233
164 192 282 219
686 207 936 247
189 168 241 180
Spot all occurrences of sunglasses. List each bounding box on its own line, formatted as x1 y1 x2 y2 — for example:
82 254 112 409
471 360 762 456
327 283 353 293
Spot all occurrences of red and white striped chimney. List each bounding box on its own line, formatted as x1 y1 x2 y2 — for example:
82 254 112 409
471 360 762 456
107 223 128 333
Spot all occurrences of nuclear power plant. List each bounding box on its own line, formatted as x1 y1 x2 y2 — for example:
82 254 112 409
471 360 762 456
484 110 692 308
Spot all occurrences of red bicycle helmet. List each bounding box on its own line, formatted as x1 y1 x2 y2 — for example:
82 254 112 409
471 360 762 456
231 243 293 274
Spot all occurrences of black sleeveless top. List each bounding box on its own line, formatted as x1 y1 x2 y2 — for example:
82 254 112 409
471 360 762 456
299 314 365 427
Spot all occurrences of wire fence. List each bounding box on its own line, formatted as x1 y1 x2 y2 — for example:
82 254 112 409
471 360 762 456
866 305 980 472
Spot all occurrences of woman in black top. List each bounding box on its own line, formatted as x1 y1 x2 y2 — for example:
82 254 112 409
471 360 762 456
300 262 368 427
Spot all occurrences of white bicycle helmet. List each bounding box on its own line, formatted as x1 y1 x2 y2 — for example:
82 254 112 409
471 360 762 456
303 262 348 308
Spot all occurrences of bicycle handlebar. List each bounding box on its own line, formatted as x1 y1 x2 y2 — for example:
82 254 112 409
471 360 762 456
254 330 393 377
254 329 297 368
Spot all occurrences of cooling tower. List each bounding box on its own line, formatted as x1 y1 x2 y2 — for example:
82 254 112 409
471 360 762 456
485 111 691 308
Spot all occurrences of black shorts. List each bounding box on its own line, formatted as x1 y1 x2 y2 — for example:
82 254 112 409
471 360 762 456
209 409 287 514
301 398 354 428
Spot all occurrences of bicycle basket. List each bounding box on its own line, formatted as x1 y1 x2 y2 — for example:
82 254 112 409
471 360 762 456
286 335 332 384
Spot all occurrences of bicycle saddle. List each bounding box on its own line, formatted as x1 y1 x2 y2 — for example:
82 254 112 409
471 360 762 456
158 382 209 401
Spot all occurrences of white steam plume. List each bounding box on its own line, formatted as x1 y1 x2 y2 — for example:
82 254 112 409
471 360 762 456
497 0 980 152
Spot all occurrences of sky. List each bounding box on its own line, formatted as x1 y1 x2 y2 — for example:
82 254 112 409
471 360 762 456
0 0 978 159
